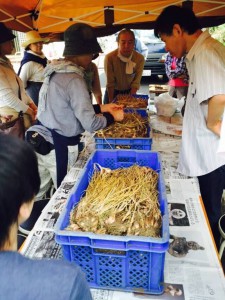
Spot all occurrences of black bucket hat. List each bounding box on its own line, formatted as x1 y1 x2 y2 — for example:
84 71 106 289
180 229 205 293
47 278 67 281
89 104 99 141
63 23 102 57
0 23 16 44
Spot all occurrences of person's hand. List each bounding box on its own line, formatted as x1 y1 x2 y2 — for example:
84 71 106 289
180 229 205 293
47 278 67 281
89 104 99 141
100 103 124 114
25 107 36 122
29 102 38 114
110 109 124 122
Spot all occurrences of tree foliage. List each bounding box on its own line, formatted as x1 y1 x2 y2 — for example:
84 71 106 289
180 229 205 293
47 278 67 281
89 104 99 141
209 24 225 45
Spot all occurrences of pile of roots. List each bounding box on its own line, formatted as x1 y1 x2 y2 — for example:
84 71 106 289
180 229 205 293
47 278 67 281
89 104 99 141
96 111 148 138
115 94 148 108
67 164 162 237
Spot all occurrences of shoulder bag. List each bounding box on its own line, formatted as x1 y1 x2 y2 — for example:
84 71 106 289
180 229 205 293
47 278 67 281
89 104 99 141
0 76 26 139
0 111 25 139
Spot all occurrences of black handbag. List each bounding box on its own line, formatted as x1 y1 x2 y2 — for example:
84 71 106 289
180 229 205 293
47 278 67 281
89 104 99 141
26 130 54 155
0 111 25 139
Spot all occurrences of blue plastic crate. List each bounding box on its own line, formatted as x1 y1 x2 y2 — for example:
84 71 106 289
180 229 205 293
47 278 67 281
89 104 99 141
55 150 169 295
95 109 152 150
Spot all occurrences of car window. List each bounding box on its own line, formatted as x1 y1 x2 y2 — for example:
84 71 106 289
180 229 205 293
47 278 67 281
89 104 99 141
134 30 165 53
135 30 160 42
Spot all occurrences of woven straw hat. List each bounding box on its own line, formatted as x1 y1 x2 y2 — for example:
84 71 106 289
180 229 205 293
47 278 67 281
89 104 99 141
21 31 49 48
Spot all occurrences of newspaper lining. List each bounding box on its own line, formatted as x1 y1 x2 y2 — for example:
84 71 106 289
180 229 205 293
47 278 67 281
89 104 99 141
20 125 225 300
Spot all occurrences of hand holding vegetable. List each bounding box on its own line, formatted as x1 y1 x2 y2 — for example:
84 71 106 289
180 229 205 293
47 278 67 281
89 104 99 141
100 103 124 114
110 108 124 121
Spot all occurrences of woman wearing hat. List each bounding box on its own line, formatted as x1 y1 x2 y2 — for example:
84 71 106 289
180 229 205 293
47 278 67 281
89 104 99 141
0 23 37 129
26 22 124 197
18 31 49 106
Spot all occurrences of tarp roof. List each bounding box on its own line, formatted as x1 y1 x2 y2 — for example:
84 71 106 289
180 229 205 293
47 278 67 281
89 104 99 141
1 0 225 37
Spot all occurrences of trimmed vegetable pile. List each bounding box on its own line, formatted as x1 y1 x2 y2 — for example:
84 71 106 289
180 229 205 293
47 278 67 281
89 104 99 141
115 94 148 108
96 111 148 138
67 164 162 237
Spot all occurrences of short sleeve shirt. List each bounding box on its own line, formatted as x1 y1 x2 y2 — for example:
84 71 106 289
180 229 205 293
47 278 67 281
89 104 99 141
177 30 225 177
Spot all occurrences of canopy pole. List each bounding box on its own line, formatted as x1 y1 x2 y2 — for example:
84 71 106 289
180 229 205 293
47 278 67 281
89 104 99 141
104 6 114 26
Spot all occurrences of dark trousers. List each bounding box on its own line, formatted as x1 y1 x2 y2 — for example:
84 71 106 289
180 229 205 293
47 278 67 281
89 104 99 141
51 130 81 188
197 165 225 250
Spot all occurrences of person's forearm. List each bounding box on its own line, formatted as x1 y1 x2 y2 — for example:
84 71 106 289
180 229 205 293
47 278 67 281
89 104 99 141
1 91 29 113
207 95 225 136
94 94 102 105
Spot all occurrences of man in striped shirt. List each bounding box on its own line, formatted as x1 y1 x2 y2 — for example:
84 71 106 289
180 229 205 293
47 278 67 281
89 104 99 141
154 5 225 250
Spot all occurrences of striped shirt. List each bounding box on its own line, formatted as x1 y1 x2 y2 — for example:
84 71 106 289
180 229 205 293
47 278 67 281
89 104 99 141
177 30 225 177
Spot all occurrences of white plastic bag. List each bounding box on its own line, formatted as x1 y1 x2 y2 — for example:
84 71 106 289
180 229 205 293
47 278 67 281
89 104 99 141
154 92 180 117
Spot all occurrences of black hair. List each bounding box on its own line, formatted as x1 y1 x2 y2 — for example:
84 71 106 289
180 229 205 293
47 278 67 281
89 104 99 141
154 5 201 38
117 28 135 42
0 134 40 248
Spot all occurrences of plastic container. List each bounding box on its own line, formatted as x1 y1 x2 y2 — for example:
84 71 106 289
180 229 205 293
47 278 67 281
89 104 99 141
95 109 152 150
55 150 169 295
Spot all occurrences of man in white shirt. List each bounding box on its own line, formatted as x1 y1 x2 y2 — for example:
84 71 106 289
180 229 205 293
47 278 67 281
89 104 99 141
154 5 225 249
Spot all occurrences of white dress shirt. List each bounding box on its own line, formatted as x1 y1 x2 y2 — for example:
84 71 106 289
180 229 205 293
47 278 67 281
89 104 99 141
177 30 225 177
